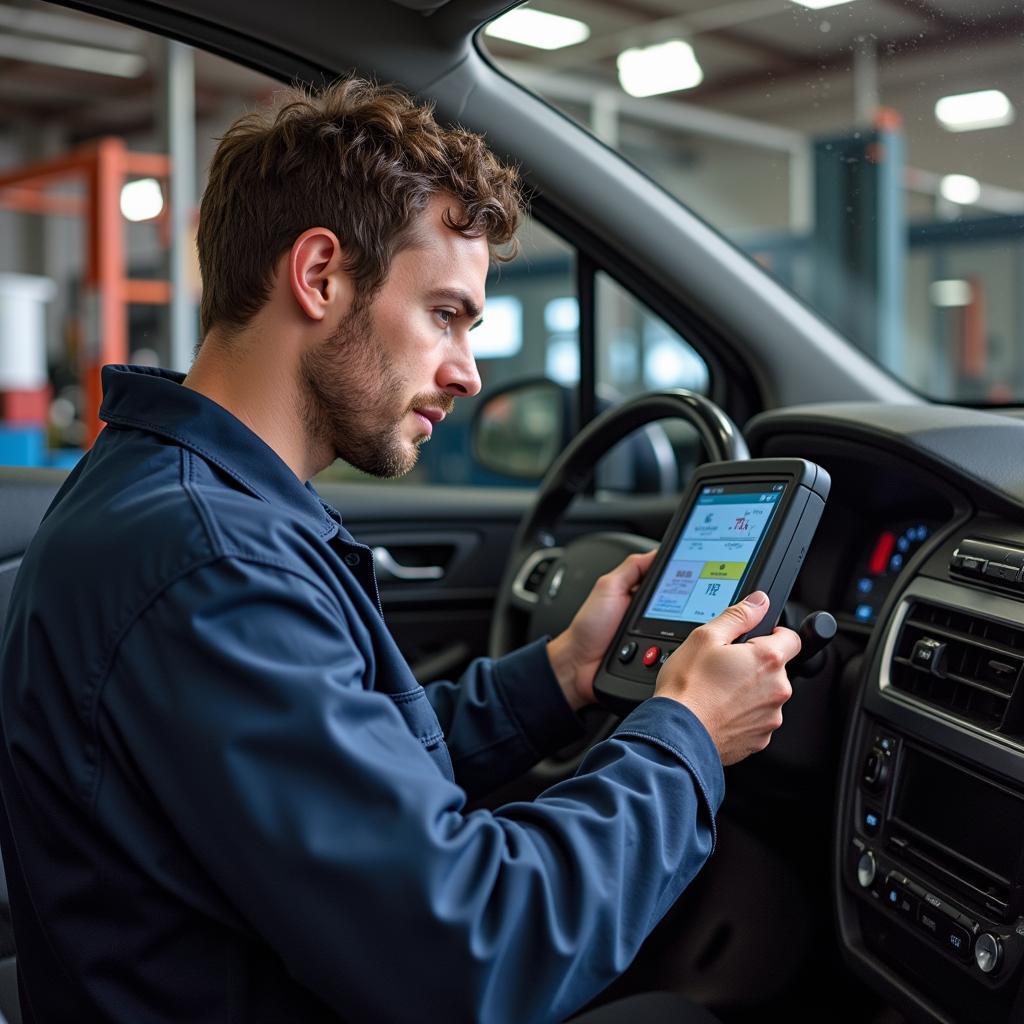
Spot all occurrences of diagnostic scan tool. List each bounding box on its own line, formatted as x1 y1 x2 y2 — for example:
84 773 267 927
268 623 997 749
594 458 830 714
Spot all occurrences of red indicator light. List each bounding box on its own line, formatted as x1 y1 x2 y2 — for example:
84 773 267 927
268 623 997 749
869 531 896 575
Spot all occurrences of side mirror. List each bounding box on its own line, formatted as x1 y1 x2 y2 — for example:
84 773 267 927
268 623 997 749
471 378 573 480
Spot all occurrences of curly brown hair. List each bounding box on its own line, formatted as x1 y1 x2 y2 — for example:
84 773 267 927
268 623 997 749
197 77 524 338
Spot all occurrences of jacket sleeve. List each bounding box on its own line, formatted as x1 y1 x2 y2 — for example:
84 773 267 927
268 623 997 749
102 556 725 1024
423 640 587 797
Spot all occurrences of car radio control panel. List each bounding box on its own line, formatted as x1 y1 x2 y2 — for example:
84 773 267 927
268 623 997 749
839 716 1024 1023
834 585 1024 1018
835 516 1024 1023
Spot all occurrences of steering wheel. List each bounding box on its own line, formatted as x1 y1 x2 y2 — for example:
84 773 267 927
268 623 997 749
489 389 750 665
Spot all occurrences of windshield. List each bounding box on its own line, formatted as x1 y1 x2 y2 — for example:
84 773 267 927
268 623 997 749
483 1 1023 405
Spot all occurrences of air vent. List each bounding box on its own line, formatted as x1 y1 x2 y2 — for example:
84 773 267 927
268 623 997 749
889 601 1024 733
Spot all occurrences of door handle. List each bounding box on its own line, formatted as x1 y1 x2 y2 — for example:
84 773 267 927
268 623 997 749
372 546 445 581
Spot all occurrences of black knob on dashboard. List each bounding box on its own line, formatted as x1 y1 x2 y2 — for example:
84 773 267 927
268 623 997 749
789 611 838 677
862 750 890 791
975 933 1002 974
856 850 877 889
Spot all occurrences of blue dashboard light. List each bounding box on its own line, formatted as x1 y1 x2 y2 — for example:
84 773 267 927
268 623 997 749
856 604 874 622
858 578 873 593
889 553 904 572
897 536 910 553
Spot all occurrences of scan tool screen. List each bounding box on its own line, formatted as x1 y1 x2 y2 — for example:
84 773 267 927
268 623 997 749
642 481 786 624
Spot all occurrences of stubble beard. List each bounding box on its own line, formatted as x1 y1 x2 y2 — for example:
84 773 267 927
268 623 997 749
300 304 450 479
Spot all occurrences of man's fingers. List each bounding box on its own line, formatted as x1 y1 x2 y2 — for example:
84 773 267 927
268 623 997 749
699 591 770 644
748 625 803 665
606 548 658 594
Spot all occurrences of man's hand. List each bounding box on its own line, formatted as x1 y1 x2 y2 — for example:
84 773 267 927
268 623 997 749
655 592 801 765
547 549 658 711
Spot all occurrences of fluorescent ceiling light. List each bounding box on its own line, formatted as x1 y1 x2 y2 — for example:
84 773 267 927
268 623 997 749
940 174 981 206
790 0 858 8
0 34 144 77
617 40 703 99
120 179 164 222
929 280 972 308
935 89 1014 132
485 8 590 50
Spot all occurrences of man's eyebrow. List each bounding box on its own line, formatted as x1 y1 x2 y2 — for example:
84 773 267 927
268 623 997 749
429 288 483 322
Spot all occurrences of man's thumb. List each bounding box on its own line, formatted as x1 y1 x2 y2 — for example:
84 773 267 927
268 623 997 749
704 591 770 642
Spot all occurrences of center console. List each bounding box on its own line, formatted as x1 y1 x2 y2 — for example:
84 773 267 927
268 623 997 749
837 518 1024 1023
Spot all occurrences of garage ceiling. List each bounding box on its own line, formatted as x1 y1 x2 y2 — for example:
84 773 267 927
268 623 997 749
0 0 1019 140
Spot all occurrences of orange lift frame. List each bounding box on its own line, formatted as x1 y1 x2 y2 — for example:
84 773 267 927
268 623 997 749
0 137 174 444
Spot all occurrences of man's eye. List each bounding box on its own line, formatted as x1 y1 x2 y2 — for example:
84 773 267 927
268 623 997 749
435 309 455 326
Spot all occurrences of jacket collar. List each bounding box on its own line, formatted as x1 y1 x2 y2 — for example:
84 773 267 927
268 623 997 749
99 364 340 537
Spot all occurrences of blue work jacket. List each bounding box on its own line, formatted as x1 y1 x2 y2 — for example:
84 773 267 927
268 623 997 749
0 365 725 1024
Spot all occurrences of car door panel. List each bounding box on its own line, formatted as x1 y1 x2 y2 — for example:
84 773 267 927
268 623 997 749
317 481 680 678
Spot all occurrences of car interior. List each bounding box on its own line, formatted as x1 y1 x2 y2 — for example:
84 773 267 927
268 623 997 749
1 1 1023 1022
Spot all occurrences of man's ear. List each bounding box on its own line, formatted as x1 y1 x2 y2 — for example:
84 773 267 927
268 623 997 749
287 227 354 322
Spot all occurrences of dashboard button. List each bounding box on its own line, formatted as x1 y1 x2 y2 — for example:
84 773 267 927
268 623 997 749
884 880 918 919
617 641 638 664
917 906 941 938
1001 547 1024 570
983 562 1021 584
959 555 987 575
942 921 973 961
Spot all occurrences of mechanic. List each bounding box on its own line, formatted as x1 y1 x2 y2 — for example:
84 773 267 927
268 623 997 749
0 78 799 1024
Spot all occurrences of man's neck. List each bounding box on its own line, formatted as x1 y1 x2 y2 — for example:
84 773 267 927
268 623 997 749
183 329 328 482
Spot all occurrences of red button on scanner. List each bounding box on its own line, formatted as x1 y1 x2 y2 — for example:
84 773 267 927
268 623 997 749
642 645 661 667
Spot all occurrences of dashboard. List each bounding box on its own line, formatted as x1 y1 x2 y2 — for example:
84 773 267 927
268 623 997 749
744 402 1024 1024
842 519 940 627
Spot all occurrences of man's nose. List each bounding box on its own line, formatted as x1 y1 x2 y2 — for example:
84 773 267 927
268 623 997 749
439 338 482 398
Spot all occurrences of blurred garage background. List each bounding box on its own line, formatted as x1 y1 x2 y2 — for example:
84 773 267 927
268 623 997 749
0 0 1019 479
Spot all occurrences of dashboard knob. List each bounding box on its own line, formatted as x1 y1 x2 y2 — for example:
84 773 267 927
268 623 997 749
862 751 889 791
857 850 877 889
974 933 1002 974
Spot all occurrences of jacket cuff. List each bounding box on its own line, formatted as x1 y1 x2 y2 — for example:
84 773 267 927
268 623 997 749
614 697 726 844
493 637 586 759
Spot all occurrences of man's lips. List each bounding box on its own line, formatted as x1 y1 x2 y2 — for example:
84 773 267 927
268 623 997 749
412 407 446 437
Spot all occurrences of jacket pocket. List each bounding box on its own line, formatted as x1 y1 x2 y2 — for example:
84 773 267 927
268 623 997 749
389 687 454 781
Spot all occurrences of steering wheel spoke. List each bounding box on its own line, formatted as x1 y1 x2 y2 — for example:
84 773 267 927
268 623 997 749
509 547 566 613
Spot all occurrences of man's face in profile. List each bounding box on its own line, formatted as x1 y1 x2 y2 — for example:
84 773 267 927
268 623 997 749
301 196 489 478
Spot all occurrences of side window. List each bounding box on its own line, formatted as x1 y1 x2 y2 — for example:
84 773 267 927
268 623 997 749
593 273 710 495
435 224 713 492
